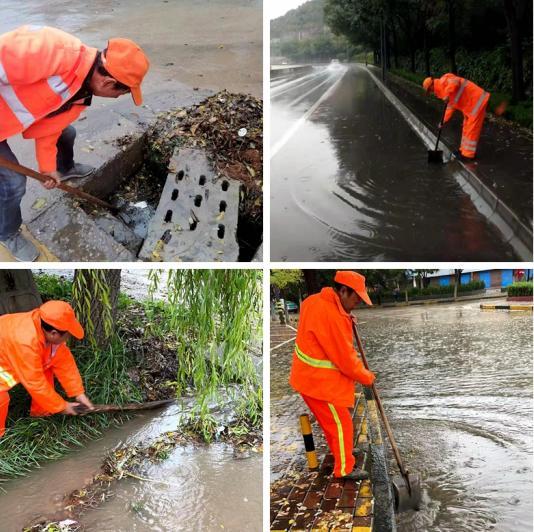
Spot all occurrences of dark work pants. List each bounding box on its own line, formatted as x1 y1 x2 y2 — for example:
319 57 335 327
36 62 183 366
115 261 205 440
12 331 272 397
0 126 76 240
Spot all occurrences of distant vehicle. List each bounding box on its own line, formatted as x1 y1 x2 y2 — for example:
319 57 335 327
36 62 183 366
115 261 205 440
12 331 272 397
286 301 298 313
328 58 342 70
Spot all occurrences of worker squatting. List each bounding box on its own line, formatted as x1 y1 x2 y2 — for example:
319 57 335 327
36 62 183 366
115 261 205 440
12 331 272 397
289 271 376 481
0 25 150 262
0 301 94 437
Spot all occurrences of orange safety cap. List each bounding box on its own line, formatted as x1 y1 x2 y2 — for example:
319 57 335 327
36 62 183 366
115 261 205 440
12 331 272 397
104 38 149 106
39 301 84 339
334 271 372 306
422 77 434 93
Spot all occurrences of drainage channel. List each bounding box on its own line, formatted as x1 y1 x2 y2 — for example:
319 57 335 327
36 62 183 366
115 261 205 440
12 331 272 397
82 143 246 261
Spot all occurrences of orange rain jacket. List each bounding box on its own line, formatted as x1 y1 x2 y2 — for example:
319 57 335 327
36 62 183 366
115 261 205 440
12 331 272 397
289 287 375 407
0 308 85 414
0 25 97 172
434 73 490 123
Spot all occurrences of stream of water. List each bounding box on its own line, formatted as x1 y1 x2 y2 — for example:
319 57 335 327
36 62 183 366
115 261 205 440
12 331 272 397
0 402 262 531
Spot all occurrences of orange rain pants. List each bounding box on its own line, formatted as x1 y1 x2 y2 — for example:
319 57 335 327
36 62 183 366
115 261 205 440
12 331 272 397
459 98 489 159
302 394 355 478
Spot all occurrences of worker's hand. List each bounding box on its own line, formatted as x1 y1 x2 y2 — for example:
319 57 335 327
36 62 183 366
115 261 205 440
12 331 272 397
437 122 443 129
75 393 95 411
42 171 61 190
61 402 81 416
363 370 376 387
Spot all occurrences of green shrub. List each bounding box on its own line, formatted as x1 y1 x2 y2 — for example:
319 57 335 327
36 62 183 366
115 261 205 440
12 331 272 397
34 273 72 301
507 282 533 297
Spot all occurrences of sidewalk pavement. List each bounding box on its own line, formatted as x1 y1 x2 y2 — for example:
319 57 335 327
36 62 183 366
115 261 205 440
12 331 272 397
369 66 532 230
270 322 376 531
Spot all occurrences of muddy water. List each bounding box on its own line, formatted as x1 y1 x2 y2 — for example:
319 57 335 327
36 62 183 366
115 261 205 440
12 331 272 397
357 301 532 531
271 65 518 260
0 0 262 97
0 402 262 531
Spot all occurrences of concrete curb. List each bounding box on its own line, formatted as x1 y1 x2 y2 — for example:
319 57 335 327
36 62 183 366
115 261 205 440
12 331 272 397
480 303 532 311
365 66 532 261
363 387 397 532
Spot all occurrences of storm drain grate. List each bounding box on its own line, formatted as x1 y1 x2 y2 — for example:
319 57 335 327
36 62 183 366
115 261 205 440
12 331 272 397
138 147 240 261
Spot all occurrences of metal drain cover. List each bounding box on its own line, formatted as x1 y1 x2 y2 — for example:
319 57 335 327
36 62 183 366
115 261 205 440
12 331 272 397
138 147 240 261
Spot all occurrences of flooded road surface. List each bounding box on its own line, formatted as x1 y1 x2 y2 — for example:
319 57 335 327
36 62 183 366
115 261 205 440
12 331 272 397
0 403 262 531
271 65 518 261
1 0 262 97
357 301 532 531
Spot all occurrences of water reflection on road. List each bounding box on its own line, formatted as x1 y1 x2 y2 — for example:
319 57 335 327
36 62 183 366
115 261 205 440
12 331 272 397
356 301 532 531
271 65 518 261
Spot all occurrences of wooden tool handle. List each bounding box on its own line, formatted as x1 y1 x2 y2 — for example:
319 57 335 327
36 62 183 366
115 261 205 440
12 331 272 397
74 398 175 415
351 320 409 478
0 156 117 213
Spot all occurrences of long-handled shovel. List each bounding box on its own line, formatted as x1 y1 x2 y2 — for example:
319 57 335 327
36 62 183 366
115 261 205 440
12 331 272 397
0 156 119 214
73 398 175 415
427 102 448 164
351 319 422 512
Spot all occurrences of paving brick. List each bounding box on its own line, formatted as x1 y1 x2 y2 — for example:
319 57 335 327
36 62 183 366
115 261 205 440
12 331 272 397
354 497 374 517
337 488 357 508
139 147 239 261
324 481 343 499
302 490 323 509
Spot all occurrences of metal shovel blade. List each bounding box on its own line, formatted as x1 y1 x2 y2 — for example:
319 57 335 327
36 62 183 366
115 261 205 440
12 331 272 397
427 149 443 164
392 472 422 512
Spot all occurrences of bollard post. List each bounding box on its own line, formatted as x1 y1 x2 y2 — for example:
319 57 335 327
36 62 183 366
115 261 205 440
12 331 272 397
299 414 318 470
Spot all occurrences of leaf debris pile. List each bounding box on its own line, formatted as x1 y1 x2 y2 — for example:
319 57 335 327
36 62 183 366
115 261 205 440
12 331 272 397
148 90 263 220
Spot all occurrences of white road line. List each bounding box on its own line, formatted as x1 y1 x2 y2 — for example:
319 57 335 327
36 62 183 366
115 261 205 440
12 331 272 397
270 336 296 351
271 70 346 158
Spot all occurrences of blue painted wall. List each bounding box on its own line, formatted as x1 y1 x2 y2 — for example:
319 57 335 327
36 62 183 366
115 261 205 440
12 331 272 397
501 269 513 287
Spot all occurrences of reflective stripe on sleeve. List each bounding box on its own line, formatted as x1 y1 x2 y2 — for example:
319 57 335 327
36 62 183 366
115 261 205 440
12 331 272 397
47 75 70 101
0 365 17 388
0 61 35 128
471 91 489 116
295 344 337 369
453 79 468 104
328 403 347 476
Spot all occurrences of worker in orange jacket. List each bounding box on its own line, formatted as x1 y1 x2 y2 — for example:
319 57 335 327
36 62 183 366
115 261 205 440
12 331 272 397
289 271 376 481
0 300 94 438
423 74 490 161
0 25 149 261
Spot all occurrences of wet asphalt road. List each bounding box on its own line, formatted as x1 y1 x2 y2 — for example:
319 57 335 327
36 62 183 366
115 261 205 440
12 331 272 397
270 65 519 261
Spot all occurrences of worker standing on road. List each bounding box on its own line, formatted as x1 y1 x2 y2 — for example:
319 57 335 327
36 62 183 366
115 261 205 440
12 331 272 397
289 271 376 481
0 25 149 261
0 300 94 438
423 74 490 161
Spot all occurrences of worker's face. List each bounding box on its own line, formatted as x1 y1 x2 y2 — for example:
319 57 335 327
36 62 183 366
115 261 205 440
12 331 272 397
338 287 361 312
43 329 70 345
90 70 130 99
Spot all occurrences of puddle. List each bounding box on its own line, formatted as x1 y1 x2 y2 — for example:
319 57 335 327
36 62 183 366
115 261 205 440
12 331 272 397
0 401 262 531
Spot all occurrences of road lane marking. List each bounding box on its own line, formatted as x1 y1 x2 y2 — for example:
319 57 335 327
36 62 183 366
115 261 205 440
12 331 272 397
271 69 346 158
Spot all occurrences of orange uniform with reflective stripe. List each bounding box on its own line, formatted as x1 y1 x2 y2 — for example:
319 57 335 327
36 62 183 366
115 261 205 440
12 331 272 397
0 25 97 171
289 287 374 408
434 73 490 158
0 308 85 436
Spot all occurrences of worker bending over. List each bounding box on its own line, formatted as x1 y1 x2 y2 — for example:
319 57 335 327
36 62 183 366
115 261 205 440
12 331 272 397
0 25 149 261
0 300 94 437
289 271 375 481
423 74 490 161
